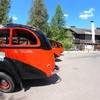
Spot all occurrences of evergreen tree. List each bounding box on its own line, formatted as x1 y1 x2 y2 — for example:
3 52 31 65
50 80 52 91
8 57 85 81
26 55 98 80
51 5 65 28
28 0 48 33
0 0 11 24
50 5 73 50
50 5 65 40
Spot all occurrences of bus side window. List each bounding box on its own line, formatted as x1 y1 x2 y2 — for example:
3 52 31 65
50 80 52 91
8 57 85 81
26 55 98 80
12 29 37 46
0 29 10 46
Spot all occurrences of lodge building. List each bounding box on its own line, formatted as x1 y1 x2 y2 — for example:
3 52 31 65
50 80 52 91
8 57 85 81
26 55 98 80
69 21 100 51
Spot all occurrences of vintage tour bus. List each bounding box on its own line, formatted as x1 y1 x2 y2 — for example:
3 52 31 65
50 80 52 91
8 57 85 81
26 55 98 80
49 39 64 57
0 24 58 93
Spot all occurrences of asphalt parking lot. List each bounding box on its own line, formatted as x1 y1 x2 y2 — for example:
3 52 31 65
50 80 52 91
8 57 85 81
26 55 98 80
1 51 100 100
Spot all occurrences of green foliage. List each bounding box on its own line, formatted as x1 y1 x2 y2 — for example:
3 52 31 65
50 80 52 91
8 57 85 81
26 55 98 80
50 5 65 40
51 5 65 28
28 0 48 33
50 5 64 40
61 38 73 50
60 29 73 50
50 5 73 50
0 0 11 24
28 1 74 50
45 25 52 38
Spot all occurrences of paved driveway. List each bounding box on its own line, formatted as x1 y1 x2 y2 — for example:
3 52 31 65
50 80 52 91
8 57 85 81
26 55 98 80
0 51 100 100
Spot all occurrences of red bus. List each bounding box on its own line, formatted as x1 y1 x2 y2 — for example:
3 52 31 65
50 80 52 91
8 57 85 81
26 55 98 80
49 39 64 57
0 24 58 93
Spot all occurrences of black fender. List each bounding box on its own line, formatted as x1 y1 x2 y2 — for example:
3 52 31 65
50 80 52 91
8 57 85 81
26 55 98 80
0 58 22 88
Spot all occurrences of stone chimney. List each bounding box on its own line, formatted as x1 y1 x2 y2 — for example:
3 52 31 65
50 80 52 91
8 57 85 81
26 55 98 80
91 21 95 43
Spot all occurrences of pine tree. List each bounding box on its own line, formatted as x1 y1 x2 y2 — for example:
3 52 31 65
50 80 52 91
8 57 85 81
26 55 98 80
50 5 73 50
0 0 11 24
51 5 65 28
28 0 48 33
50 5 65 40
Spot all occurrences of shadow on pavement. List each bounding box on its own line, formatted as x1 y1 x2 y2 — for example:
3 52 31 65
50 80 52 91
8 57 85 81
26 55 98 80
60 54 64 56
0 64 61 94
55 58 62 62
0 73 61 100
23 74 61 91
0 74 61 100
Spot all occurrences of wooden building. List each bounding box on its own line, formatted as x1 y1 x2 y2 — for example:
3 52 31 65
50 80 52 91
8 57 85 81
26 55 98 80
70 27 100 51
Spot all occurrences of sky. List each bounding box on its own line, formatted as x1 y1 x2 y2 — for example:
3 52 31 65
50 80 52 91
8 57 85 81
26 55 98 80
9 0 100 29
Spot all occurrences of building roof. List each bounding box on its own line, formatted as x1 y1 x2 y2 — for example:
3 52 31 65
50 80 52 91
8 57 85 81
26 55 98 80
70 27 100 35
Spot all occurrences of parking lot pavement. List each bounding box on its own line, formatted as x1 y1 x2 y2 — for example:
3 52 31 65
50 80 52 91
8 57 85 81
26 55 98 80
1 51 100 100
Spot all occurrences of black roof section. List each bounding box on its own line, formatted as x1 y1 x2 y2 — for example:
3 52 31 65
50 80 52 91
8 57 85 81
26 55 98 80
1 23 41 31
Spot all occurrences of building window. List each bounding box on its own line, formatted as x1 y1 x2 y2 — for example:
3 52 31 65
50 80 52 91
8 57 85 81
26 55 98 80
85 35 92 40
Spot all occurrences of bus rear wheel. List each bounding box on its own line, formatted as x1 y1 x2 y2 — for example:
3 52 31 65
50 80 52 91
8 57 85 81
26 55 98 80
0 72 15 93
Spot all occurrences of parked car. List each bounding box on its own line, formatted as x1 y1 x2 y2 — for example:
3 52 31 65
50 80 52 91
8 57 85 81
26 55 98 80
49 39 64 57
0 24 58 93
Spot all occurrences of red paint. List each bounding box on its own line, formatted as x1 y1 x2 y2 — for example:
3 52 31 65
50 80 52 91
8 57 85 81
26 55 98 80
49 40 64 57
0 27 55 77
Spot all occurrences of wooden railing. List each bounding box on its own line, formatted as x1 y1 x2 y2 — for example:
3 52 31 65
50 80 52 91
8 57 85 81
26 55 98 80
74 39 100 44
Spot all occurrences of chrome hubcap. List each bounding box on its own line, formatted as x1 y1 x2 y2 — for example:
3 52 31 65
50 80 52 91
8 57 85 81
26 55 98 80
0 79 10 89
